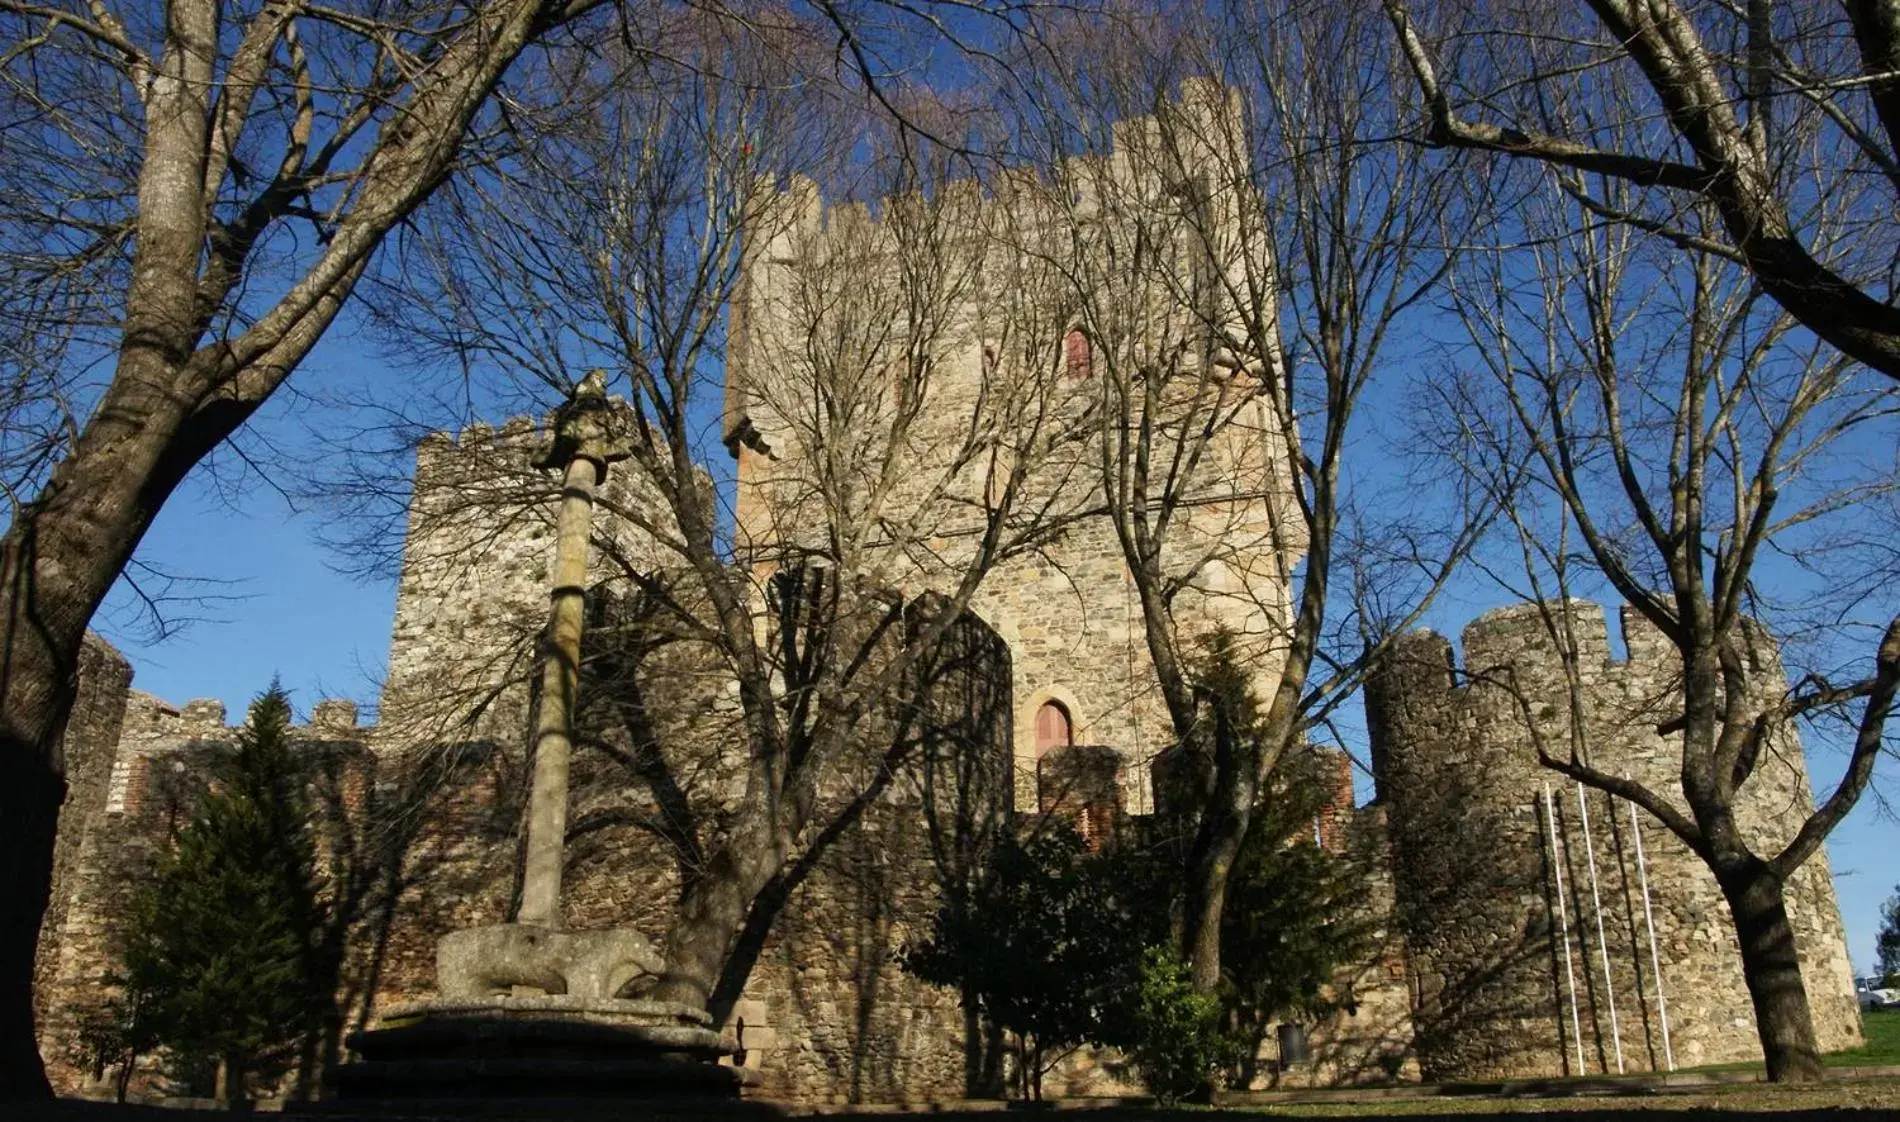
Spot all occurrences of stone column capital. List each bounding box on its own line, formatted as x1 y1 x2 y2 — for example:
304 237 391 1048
537 369 633 477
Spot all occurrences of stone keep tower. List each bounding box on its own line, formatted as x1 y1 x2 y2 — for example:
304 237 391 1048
725 79 1304 813
1365 602 1860 1079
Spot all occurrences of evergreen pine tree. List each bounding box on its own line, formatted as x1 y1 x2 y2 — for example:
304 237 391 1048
116 686 326 1102
903 825 1165 1100
1182 632 1373 1081
1220 747 1373 1061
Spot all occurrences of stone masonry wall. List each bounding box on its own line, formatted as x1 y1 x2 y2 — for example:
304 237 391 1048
1366 601 1861 1080
33 634 132 1082
727 81 1303 819
1255 802 1419 1088
379 418 676 758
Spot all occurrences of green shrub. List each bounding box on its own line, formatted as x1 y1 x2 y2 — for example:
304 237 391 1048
1127 947 1238 1104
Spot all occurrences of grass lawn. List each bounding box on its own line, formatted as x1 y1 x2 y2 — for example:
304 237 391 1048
15 1086 1900 1121
1827 1008 1900 1067
1672 1009 1900 1073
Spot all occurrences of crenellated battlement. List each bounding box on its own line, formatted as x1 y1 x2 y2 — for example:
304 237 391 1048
102 689 372 820
1365 599 1859 1079
1374 598 1781 708
413 399 644 483
746 77 1249 268
114 689 366 738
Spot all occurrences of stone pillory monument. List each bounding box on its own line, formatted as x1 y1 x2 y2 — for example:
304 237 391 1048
31 82 1862 1105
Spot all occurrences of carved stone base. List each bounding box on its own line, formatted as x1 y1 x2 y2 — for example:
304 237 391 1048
437 923 664 1003
333 924 754 1106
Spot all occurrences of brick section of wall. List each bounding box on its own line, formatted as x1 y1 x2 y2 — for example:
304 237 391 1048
1366 601 1861 1080
1036 745 1124 847
1314 748 1357 854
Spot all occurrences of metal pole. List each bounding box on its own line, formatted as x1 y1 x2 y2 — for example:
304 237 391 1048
1576 782 1624 1074
1628 793 1675 1071
1544 784 1587 1076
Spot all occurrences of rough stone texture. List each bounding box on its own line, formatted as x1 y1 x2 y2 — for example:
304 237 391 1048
33 114 1872 1105
1365 601 1861 1080
379 417 676 758
32 635 132 1074
434 924 664 1002
1238 800 1419 1090
341 531 1015 1109
726 80 1304 819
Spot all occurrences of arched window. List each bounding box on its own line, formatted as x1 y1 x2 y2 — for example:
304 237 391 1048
1063 328 1093 379
1035 699 1074 752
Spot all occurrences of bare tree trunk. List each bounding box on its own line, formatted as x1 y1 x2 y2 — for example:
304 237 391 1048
1183 814 1246 992
0 384 212 1097
649 812 782 1009
0 0 578 1090
0 746 62 1100
1718 858 1824 1082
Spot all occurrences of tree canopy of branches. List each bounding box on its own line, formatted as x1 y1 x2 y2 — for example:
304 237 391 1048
987 0 1484 992
1382 0 1900 387
0 0 623 1097
1220 744 1373 1076
1440 173 1900 1080
0 0 1036 1098
352 4 1094 1027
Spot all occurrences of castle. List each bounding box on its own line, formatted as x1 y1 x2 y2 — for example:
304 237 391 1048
30 81 1862 1104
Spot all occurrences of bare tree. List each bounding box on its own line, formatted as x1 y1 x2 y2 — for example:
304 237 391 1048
1440 180 1900 1081
0 0 639 1097
1381 0 1900 386
992 1 1486 990
363 15 1088 1021
0 0 1060 1095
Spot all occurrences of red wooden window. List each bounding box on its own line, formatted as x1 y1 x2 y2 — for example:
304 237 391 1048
1063 328 1093 379
1035 700 1074 752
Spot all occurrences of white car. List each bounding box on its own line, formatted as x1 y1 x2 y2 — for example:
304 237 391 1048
1856 976 1898 1011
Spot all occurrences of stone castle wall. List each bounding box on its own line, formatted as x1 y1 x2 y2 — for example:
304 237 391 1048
43 79 1873 1109
1268 801 1418 1089
379 416 683 757
32 635 132 1084
727 80 1303 815
361 422 1018 1104
1366 601 1861 1080
32 632 1008 1106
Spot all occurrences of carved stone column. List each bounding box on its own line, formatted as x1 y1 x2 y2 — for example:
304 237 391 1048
336 374 751 1105
520 369 628 928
